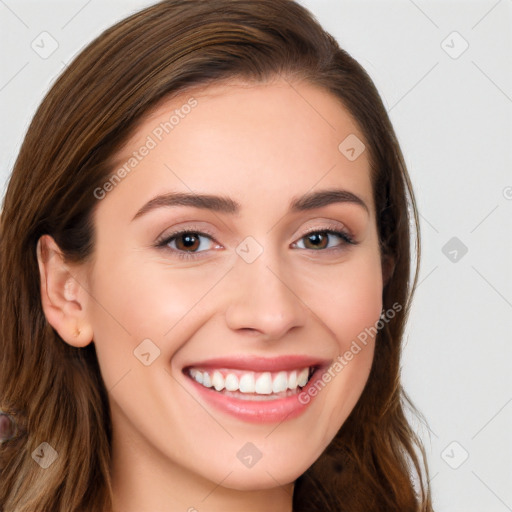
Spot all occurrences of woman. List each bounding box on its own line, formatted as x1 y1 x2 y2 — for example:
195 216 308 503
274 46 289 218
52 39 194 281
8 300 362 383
0 1 433 510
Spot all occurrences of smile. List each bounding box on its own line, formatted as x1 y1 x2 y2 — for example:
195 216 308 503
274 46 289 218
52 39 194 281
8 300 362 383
187 367 313 400
182 356 331 423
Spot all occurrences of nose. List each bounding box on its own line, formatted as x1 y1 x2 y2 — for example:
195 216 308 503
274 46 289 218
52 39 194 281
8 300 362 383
224 248 307 341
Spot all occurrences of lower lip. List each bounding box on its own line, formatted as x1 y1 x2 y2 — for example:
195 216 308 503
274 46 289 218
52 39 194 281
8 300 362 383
185 368 325 423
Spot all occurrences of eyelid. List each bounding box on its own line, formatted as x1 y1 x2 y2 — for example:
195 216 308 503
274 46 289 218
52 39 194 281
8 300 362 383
155 224 218 244
154 221 357 260
298 221 355 242
154 224 222 263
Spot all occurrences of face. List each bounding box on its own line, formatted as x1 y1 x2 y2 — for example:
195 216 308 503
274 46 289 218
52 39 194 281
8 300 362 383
78 79 383 494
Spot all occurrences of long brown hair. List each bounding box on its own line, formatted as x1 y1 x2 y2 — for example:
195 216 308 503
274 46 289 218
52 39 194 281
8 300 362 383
0 1 433 510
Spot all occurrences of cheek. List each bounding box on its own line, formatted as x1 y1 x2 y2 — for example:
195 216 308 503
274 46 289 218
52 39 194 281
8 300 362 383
89 249 208 335
292 247 383 435
295 247 383 347
334 260 383 344
86 251 227 384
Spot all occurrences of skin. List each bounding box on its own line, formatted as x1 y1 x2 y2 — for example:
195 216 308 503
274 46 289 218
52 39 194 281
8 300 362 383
37 78 384 512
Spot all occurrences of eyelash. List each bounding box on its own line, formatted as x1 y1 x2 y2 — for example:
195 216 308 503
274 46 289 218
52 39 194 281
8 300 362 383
155 225 357 261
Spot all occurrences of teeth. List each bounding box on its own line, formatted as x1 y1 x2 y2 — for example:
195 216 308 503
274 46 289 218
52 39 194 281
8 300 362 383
297 368 309 387
239 373 255 393
202 372 212 388
288 370 297 389
212 371 225 391
225 374 239 392
188 366 313 395
254 372 273 394
192 369 204 385
272 371 288 393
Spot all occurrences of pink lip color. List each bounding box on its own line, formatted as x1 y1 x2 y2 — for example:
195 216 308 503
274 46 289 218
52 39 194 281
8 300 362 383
183 356 331 424
184 354 330 372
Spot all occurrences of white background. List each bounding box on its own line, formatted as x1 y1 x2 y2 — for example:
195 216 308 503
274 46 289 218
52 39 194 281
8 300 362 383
1 1 511 510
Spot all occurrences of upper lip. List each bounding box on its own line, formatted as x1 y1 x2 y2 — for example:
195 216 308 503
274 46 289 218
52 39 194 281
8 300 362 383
183 355 332 373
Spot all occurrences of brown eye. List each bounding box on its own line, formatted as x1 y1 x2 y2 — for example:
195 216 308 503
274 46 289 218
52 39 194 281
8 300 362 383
156 229 219 261
295 229 355 251
174 233 202 252
303 232 329 250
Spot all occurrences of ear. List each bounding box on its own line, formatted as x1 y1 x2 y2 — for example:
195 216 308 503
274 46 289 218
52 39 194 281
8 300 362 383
381 252 395 288
36 234 93 348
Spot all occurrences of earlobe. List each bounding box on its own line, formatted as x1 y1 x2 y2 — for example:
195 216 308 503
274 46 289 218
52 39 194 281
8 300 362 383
36 235 93 348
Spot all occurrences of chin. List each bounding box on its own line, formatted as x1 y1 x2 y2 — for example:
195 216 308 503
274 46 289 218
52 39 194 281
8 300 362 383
217 467 301 491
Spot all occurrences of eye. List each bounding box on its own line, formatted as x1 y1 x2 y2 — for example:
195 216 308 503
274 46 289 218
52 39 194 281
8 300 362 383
156 229 219 260
293 228 356 251
155 225 357 261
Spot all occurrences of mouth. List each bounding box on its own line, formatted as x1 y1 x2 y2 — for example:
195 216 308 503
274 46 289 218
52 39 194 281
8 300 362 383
185 366 317 401
181 356 331 423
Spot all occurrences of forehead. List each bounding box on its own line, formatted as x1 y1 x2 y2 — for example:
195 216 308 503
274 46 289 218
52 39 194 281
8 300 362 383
99 78 373 221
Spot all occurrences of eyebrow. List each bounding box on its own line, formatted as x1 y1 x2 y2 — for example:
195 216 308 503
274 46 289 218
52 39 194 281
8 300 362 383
131 187 369 221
